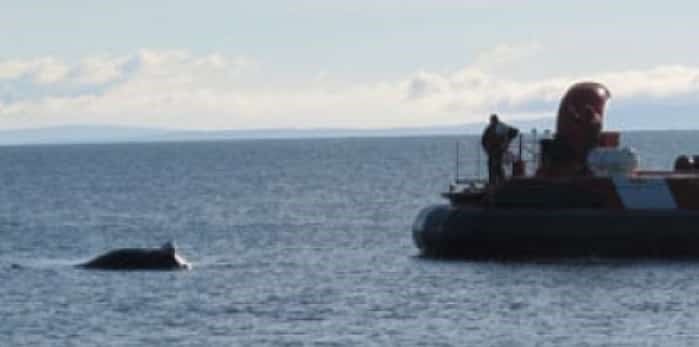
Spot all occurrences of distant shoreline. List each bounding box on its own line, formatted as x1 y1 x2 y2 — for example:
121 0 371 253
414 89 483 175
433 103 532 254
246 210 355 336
0 124 696 147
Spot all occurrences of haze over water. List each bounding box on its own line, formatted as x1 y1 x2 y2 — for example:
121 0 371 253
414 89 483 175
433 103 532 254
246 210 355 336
2 132 699 346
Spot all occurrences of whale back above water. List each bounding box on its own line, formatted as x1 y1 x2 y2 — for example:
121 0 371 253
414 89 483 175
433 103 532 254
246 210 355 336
81 242 190 270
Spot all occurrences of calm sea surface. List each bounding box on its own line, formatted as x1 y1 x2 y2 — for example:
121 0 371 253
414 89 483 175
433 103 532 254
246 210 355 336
3 132 699 346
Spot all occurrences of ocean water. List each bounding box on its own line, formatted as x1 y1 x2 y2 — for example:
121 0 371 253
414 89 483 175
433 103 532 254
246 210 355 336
2 132 699 346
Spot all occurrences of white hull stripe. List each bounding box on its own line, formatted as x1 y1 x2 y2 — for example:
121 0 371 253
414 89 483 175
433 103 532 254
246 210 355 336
612 176 677 209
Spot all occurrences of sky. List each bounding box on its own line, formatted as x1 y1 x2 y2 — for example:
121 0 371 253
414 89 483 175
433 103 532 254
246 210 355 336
2 0 699 131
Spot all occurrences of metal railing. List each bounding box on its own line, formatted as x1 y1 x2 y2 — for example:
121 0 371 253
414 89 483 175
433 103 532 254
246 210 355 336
453 130 551 185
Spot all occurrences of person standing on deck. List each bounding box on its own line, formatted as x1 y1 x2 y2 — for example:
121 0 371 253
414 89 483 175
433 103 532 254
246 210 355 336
481 114 519 185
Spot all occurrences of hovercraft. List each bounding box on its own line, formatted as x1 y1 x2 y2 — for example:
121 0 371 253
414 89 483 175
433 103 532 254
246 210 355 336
413 81 699 258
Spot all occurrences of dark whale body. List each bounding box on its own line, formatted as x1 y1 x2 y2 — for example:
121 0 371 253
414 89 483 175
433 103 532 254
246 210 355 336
81 242 190 270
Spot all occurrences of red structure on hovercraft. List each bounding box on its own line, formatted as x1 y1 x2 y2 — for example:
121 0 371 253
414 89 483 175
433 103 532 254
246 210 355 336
413 81 699 258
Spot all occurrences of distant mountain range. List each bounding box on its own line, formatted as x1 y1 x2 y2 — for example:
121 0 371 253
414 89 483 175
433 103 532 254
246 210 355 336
0 113 692 146
0 118 559 146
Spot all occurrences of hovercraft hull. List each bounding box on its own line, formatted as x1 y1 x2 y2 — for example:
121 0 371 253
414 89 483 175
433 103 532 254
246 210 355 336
413 205 699 258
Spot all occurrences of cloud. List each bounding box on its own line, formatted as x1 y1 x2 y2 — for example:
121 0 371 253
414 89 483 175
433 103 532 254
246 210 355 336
399 64 699 118
594 66 699 99
3 47 699 130
0 58 69 84
72 55 136 85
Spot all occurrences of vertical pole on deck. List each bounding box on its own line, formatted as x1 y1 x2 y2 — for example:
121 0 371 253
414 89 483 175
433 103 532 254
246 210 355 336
518 134 523 161
532 128 546 171
455 141 460 182
532 129 538 168
476 137 480 179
